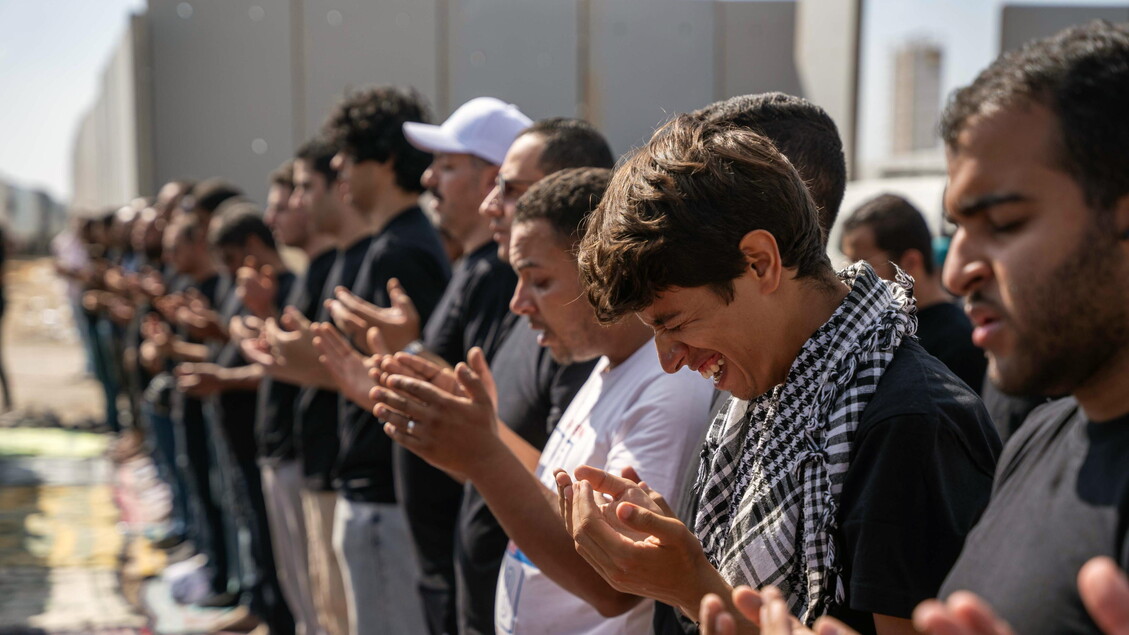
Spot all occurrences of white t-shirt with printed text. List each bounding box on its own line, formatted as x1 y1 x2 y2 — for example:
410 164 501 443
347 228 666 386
495 339 714 634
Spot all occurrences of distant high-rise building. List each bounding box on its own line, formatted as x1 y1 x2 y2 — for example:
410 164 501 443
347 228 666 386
891 41 942 154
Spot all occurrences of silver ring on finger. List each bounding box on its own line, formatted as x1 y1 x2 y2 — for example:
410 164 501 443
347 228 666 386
407 420 417 435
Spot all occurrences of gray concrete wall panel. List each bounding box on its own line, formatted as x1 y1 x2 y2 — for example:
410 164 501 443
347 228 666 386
1000 5 1129 54
716 1 801 101
587 0 716 158
446 0 580 121
300 0 441 138
795 0 860 176
148 0 294 204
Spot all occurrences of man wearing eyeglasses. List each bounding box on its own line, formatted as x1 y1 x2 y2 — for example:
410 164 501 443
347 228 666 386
392 97 533 635
449 117 616 634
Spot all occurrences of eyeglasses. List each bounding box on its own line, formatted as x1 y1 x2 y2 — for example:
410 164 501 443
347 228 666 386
494 174 538 201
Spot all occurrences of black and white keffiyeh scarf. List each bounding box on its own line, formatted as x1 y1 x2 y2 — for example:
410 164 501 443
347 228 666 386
691 262 916 624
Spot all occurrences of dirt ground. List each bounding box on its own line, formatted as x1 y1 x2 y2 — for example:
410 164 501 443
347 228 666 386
0 258 104 427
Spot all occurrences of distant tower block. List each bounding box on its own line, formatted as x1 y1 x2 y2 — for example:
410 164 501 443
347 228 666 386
892 41 942 154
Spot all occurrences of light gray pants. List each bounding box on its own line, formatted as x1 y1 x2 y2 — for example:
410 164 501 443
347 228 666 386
260 460 321 635
332 496 428 635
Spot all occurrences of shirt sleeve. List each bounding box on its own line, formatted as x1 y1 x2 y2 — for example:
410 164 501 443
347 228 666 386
836 412 996 618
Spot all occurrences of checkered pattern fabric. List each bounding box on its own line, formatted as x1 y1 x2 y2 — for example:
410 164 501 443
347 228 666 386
691 262 916 624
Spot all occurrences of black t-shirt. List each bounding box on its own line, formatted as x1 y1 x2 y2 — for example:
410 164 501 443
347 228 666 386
212 267 295 455
294 235 374 490
213 270 296 466
654 339 1000 635
395 241 518 628
420 242 518 366
828 338 1000 632
171 273 225 430
939 398 1129 634
455 319 598 635
256 248 338 463
333 207 451 503
915 301 986 395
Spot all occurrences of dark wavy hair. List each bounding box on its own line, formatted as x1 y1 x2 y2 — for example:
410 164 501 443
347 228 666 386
579 115 831 324
294 137 340 185
321 86 433 193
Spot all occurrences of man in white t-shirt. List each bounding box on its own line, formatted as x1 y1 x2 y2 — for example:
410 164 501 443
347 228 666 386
371 167 713 634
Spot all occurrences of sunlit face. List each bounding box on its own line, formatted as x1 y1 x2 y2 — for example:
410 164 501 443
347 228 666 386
638 272 782 400
265 183 307 248
421 152 495 245
332 152 378 213
840 225 897 281
942 103 1129 397
130 210 154 253
164 223 203 274
292 160 337 234
208 215 248 274
480 134 547 262
509 220 604 364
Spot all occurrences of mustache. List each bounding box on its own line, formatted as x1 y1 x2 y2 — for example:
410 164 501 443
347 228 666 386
964 290 1002 313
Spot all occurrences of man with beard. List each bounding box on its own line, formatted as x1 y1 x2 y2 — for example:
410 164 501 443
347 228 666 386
315 96 531 634
917 21 1129 635
456 118 613 634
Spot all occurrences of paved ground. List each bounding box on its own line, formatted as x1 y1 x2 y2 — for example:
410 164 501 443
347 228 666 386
0 259 147 634
0 260 263 634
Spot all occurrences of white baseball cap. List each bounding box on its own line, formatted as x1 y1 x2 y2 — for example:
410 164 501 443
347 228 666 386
403 97 533 165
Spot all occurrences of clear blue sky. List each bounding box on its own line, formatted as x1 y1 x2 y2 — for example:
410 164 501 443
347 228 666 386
0 0 1124 203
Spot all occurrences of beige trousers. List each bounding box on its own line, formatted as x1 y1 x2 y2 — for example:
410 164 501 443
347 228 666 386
301 488 350 635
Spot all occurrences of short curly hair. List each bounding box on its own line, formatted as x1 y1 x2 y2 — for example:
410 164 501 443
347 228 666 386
578 115 830 324
321 86 433 193
514 167 611 250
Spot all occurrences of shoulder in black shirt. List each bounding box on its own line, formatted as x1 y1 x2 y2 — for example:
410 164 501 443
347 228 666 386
454 319 598 634
422 241 517 366
295 235 375 490
829 338 1000 632
333 207 452 503
915 301 986 395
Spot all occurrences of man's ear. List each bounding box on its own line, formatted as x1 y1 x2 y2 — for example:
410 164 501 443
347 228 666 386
898 248 925 276
738 229 782 294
